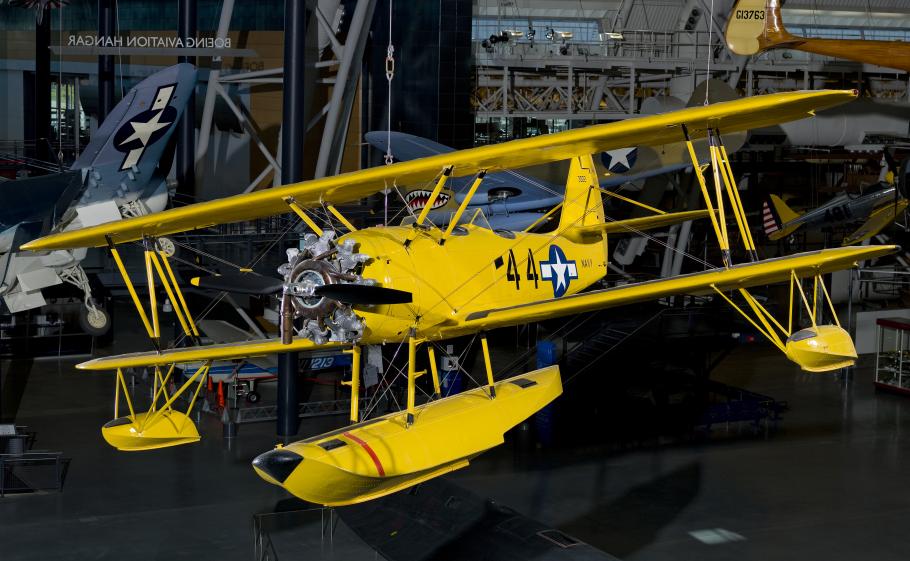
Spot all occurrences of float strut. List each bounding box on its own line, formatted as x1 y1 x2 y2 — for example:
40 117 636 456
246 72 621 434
342 346 361 423
427 345 441 398
481 335 496 398
407 334 418 426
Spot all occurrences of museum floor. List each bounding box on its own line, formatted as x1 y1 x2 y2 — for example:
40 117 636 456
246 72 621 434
3 329 910 560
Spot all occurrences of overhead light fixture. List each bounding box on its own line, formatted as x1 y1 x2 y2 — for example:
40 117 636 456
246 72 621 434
525 28 536 40
545 27 556 41
504 29 524 38
601 32 624 40
555 31 574 40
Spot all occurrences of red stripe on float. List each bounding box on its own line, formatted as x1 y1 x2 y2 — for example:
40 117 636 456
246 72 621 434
343 431 385 476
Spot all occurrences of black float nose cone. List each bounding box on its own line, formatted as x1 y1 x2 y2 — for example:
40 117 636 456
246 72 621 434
252 448 303 483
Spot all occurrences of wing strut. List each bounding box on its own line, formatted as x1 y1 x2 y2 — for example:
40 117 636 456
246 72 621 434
406 165 455 247
442 170 486 243
684 124 730 266
105 236 201 346
714 130 759 261
284 197 324 235
682 126 759 265
710 270 855 372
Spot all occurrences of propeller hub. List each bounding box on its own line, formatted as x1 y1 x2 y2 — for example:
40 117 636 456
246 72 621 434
279 232 371 345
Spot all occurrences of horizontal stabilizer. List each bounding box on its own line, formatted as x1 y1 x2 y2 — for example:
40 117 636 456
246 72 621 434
564 209 711 242
841 199 909 246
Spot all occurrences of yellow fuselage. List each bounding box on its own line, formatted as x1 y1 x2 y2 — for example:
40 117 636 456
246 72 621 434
348 223 608 342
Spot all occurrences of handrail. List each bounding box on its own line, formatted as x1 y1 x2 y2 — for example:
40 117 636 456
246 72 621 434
568 307 669 380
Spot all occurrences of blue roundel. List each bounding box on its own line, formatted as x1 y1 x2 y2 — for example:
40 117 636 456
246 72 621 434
600 147 638 173
539 245 579 298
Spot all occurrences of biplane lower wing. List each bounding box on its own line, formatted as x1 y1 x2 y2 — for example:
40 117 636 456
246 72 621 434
457 245 897 333
22 89 856 252
79 245 897 372
78 337 346 371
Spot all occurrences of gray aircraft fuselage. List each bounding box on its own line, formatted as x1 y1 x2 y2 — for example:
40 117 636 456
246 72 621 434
786 186 896 230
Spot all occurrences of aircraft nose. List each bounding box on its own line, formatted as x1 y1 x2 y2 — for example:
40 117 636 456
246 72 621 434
252 448 303 485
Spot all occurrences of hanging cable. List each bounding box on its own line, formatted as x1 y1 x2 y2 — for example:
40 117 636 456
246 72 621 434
703 0 715 105
57 2 64 166
115 0 125 100
383 0 396 226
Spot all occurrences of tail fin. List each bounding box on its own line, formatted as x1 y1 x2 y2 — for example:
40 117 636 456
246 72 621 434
763 194 802 240
70 63 197 204
559 155 606 246
725 0 792 56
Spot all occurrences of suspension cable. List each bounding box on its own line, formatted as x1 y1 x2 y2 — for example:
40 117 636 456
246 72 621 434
703 0 715 105
383 0 395 225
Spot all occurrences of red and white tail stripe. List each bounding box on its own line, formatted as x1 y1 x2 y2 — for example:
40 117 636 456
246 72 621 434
762 200 779 235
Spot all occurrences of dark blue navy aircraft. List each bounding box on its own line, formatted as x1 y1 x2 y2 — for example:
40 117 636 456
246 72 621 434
0 63 196 334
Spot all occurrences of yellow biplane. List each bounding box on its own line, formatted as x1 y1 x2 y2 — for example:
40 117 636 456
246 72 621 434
22 88 897 507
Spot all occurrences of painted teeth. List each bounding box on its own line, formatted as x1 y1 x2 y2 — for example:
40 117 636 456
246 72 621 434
405 190 450 211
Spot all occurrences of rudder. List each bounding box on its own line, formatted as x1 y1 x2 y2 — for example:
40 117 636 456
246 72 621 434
763 194 802 240
558 155 609 262
559 154 604 233
725 0 791 56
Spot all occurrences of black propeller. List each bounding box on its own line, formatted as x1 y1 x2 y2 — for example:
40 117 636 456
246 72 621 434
191 273 284 295
192 273 412 305
314 284 412 305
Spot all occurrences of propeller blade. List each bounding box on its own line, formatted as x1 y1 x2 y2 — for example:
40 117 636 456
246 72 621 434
191 273 284 295
280 292 294 344
315 284 412 305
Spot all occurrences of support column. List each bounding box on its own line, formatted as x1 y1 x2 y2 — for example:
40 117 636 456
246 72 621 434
276 352 299 439
35 5 51 163
277 0 308 440
98 0 116 122
177 0 197 198
281 0 307 185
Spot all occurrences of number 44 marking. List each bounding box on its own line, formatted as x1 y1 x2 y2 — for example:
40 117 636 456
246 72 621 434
506 249 540 290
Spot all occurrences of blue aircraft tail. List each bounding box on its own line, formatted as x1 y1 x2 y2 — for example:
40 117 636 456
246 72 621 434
70 63 197 205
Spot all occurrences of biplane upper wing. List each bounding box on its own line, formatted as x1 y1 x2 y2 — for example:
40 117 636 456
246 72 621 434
23 89 856 252
841 200 909 246
457 245 897 334
78 337 346 371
